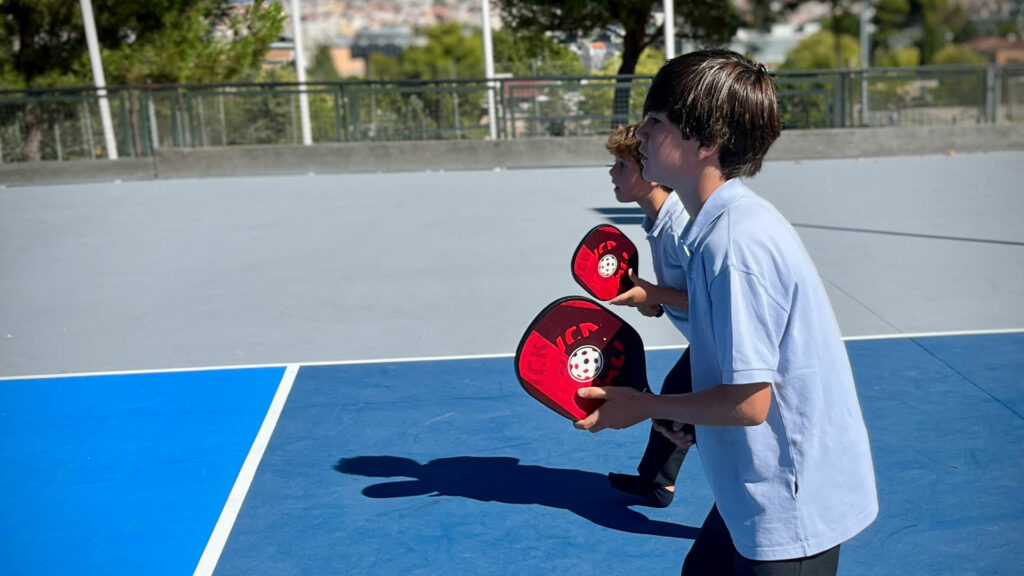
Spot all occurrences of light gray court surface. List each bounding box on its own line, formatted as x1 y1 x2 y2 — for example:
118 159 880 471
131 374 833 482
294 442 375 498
1 151 1023 377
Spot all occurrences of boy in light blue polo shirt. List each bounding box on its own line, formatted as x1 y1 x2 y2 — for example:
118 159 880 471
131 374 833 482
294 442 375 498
575 50 877 576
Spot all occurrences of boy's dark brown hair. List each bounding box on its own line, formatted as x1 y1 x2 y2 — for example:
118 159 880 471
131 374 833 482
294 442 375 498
604 123 644 165
643 49 781 179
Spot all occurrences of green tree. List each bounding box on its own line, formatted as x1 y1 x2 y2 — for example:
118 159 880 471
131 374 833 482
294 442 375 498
781 30 861 70
875 46 922 67
373 22 485 80
932 43 986 65
360 24 586 139
309 45 343 82
821 0 861 68
498 0 782 125
931 43 988 106
872 0 971 65
576 47 665 126
0 0 283 160
367 25 585 80
492 29 586 76
778 31 860 129
358 24 487 140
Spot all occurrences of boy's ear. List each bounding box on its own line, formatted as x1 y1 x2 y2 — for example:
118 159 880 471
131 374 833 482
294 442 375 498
697 140 720 160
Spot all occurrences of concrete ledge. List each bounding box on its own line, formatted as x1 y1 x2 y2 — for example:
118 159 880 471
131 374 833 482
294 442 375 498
3 124 1022 187
767 124 1024 160
0 157 156 187
153 137 609 179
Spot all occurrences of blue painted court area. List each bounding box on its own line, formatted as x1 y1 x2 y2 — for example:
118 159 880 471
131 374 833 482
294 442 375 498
1 333 1021 575
219 332 1022 576
0 367 285 576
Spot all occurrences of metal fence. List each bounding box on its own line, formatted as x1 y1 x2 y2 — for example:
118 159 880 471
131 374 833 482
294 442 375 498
1 63 1022 163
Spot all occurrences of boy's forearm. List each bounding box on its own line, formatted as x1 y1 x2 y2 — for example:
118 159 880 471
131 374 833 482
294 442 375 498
647 382 772 427
648 285 689 310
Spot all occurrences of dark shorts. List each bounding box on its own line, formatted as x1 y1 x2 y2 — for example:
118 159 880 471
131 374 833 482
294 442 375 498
682 505 840 576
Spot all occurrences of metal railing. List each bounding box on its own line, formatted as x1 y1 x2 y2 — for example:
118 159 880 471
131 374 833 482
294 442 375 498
1 63 1021 163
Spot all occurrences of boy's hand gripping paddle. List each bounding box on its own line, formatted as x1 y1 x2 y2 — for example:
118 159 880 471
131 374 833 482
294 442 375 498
571 225 639 301
514 296 649 421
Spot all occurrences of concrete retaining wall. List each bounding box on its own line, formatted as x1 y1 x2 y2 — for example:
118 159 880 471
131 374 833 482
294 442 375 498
3 124 1022 187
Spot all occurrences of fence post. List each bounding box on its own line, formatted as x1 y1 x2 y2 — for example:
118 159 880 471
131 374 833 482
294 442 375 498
82 98 96 160
218 92 227 146
290 92 298 145
833 72 847 128
197 94 208 147
186 91 197 147
349 85 361 142
118 91 133 156
127 89 141 157
985 64 998 124
333 88 343 142
54 122 64 162
453 85 462 140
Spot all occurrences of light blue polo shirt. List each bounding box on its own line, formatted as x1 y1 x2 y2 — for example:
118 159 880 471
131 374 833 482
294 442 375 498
683 179 878 561
641 192 690 340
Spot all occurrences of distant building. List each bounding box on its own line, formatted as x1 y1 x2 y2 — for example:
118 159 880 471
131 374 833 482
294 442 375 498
350 26 414 60
577 41 610 73
263 40 295 69
329 45 367 77
967 36 1024 64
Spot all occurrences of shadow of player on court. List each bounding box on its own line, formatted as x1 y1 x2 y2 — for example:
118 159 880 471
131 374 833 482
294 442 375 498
334 455 698 540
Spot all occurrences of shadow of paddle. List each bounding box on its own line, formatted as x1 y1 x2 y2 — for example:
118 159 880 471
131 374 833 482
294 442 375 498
334 455 698 540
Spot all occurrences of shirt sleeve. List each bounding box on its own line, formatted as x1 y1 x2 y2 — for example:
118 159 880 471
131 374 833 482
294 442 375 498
709 265 788 385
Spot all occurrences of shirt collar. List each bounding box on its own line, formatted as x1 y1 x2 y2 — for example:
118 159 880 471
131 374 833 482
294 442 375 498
681 178 748 250
642 193 683 238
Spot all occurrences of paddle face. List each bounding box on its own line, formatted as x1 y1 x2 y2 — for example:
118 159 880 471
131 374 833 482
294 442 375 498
571 225 639 301
515 297 649 421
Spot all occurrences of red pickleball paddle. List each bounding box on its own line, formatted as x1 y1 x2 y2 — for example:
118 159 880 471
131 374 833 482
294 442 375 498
514 296 649 420
571 225 639 301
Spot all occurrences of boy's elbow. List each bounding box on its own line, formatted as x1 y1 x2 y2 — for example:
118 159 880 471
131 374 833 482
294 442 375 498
735 383 772 426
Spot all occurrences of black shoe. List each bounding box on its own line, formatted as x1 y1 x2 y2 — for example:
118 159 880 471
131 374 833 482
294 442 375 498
608 473 674 508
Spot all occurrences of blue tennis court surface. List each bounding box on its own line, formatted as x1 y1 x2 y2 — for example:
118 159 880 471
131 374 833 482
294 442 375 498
1 332 1021 575
0 367 285 576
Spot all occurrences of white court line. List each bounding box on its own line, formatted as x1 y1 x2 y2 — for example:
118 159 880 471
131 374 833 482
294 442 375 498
842 327 1024 341
192 363 299 576
2 327 1023 382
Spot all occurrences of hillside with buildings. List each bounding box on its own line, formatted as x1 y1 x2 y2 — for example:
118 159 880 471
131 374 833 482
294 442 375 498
255 0 1022 77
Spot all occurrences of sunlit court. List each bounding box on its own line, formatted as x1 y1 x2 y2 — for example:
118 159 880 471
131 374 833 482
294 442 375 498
1 151 1023 574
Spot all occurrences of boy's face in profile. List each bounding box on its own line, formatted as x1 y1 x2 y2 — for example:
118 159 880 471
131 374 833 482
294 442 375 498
608 154 653 204
637 112 701 190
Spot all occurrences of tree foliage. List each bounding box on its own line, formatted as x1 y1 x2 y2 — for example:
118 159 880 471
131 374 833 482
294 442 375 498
496 0 787 127
0 0 283 162
780 30 861 70
498 0 756 76
0 0 284 87
872 0 973 65
366 23 585 80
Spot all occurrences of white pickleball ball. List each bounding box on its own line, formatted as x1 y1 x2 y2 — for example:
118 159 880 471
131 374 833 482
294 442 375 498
598 254 618 278
567 345 604 382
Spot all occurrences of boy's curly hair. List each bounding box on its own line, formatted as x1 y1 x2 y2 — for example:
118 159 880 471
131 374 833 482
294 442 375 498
604 123 644 165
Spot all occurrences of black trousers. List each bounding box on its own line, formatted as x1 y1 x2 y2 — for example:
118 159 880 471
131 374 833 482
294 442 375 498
682 505 841 576
637 347 692 486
